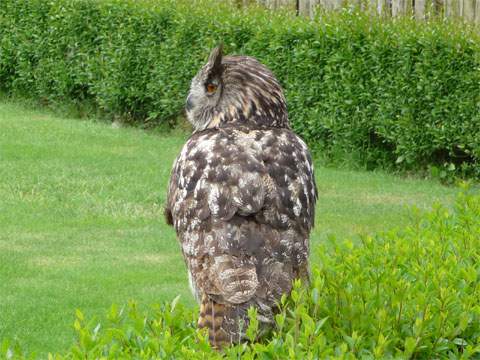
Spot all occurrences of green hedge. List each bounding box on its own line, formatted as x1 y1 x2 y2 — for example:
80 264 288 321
3 188 480 359
1 0 479 176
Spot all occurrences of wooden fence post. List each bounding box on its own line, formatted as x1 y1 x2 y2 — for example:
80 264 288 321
274 0 298 10
233 0 479 22
445 0 462 18
463 0 475 20
458 0 464 17
476 0 480 23
392 0 407 15
415 0 426 18
298 0 321 17
377 0 389 16
298 0 310 15
309 0 321 16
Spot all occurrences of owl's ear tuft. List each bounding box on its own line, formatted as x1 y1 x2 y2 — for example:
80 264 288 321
206 44 223 78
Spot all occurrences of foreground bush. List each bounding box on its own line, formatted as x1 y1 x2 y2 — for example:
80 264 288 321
0 0 479 177
2 188 479 359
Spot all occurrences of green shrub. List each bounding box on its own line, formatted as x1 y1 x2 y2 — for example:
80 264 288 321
2 188 479 359
0 0 479 176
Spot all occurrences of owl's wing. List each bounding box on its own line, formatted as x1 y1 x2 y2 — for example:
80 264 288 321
167 129 268 230
166 127 316 306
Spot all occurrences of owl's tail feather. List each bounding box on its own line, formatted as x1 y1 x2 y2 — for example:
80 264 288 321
198 295 231 349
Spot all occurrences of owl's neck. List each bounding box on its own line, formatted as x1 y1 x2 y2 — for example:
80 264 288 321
194 104 290 133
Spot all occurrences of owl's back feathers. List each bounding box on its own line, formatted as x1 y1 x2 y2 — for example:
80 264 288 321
166 124 317 344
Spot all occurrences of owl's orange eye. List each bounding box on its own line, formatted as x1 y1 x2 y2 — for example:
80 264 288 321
206 84 217 94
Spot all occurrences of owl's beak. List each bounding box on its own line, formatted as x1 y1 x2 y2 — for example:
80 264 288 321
186 95 194 112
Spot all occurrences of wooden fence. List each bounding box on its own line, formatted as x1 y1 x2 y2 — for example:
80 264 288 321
232 0 480 22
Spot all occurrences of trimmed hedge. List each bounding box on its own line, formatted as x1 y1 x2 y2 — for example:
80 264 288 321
1 0 479 176
2 188 480 358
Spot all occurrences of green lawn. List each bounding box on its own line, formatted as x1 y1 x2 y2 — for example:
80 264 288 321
0 101 459 356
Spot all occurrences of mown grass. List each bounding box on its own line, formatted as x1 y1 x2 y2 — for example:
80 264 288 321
0 101 459 356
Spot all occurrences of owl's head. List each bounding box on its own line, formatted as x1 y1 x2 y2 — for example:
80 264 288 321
185 45 289 132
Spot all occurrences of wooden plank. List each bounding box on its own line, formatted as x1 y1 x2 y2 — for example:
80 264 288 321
368 0 377 15
325 0 342 10
350 0 362 9
428 0 438 16
310 0 322 14
445 0 453 18
318 0 329 11
415 0 426 17
273 0 297 9
298 0 310 15
392 0 406 15
318 0 327 11
459 0 464 17
298 0 321 16
233 0 480 20
463 0 475 20
261 0 275 8
476 0 480 23
404 0 412 15
435 0 445 16
392 0 399 16
335 0 343 9
377 0 389 16
403 0 409 15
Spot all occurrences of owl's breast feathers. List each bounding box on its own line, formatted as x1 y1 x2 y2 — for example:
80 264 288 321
166 125 317 341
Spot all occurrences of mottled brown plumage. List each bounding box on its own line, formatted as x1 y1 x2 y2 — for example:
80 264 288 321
166 45 317 347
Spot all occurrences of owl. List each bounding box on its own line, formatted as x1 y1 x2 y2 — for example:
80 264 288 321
165 45 317 348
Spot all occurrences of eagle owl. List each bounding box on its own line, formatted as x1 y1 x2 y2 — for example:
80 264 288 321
165 45 317 347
